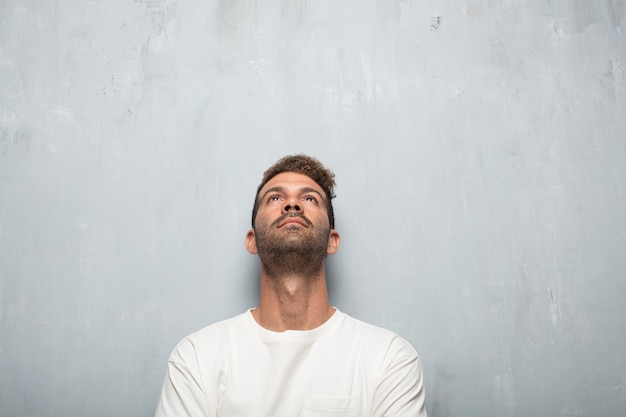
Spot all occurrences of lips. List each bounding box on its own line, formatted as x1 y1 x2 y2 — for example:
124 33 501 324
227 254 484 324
275 213 312 228
281 218 306 227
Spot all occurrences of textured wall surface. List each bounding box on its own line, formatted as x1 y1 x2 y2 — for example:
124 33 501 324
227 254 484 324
1 1 625 416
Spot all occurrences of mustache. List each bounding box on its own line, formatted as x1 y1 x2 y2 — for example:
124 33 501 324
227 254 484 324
272 212 313 228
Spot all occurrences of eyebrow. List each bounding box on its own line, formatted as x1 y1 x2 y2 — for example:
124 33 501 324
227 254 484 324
261 186 326 202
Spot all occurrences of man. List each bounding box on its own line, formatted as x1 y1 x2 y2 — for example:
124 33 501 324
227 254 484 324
155 154 427 417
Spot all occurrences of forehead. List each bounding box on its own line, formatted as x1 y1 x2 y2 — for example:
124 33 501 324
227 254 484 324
259 172 325 197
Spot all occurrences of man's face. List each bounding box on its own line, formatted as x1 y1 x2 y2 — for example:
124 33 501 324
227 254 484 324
246 172 339 274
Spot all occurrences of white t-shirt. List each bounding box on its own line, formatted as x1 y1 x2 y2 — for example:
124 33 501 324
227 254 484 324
155 309 427 417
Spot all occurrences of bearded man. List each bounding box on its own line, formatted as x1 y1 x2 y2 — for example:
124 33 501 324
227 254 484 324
155 155 427 417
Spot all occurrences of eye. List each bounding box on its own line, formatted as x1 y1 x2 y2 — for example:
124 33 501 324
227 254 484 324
303 195 318 204
267 194 282 203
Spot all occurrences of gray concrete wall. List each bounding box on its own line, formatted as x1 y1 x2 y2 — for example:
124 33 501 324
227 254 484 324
1 1 625 416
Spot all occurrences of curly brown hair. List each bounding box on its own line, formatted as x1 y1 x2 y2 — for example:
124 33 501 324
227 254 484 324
251 154 336 229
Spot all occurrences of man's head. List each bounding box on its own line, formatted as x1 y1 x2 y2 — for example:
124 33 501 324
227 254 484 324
247 155 340 277
251 154 336 230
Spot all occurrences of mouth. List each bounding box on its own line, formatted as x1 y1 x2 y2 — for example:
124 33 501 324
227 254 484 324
280 219 307 228
275 214 311 228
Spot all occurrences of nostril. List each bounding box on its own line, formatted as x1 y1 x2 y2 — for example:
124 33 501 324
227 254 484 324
284 203 301 212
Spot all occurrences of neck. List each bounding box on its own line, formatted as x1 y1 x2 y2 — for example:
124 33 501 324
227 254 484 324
252 265 335 331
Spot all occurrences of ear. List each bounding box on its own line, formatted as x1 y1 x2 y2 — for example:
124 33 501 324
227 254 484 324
245 228 258 254
326 229 341 255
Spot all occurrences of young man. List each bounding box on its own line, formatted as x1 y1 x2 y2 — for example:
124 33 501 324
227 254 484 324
155 155 427 417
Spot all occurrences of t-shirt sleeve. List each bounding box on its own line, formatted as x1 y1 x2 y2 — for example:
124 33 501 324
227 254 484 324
372 336 427 417
154 338 213 417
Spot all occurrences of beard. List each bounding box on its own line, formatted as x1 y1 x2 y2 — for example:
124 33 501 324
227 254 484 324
253 213 330 278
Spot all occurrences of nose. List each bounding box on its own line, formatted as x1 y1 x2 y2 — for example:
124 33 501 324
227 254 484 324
283 202 301 213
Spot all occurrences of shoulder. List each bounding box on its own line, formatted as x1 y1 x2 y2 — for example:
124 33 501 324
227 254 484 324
168 311 250 363
335 312 419 358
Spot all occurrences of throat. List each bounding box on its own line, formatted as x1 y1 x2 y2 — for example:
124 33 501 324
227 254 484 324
267 272 318 302
256 271 332 331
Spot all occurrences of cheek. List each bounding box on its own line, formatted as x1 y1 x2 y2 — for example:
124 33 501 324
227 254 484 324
254 210 275 228
313 214 331 230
